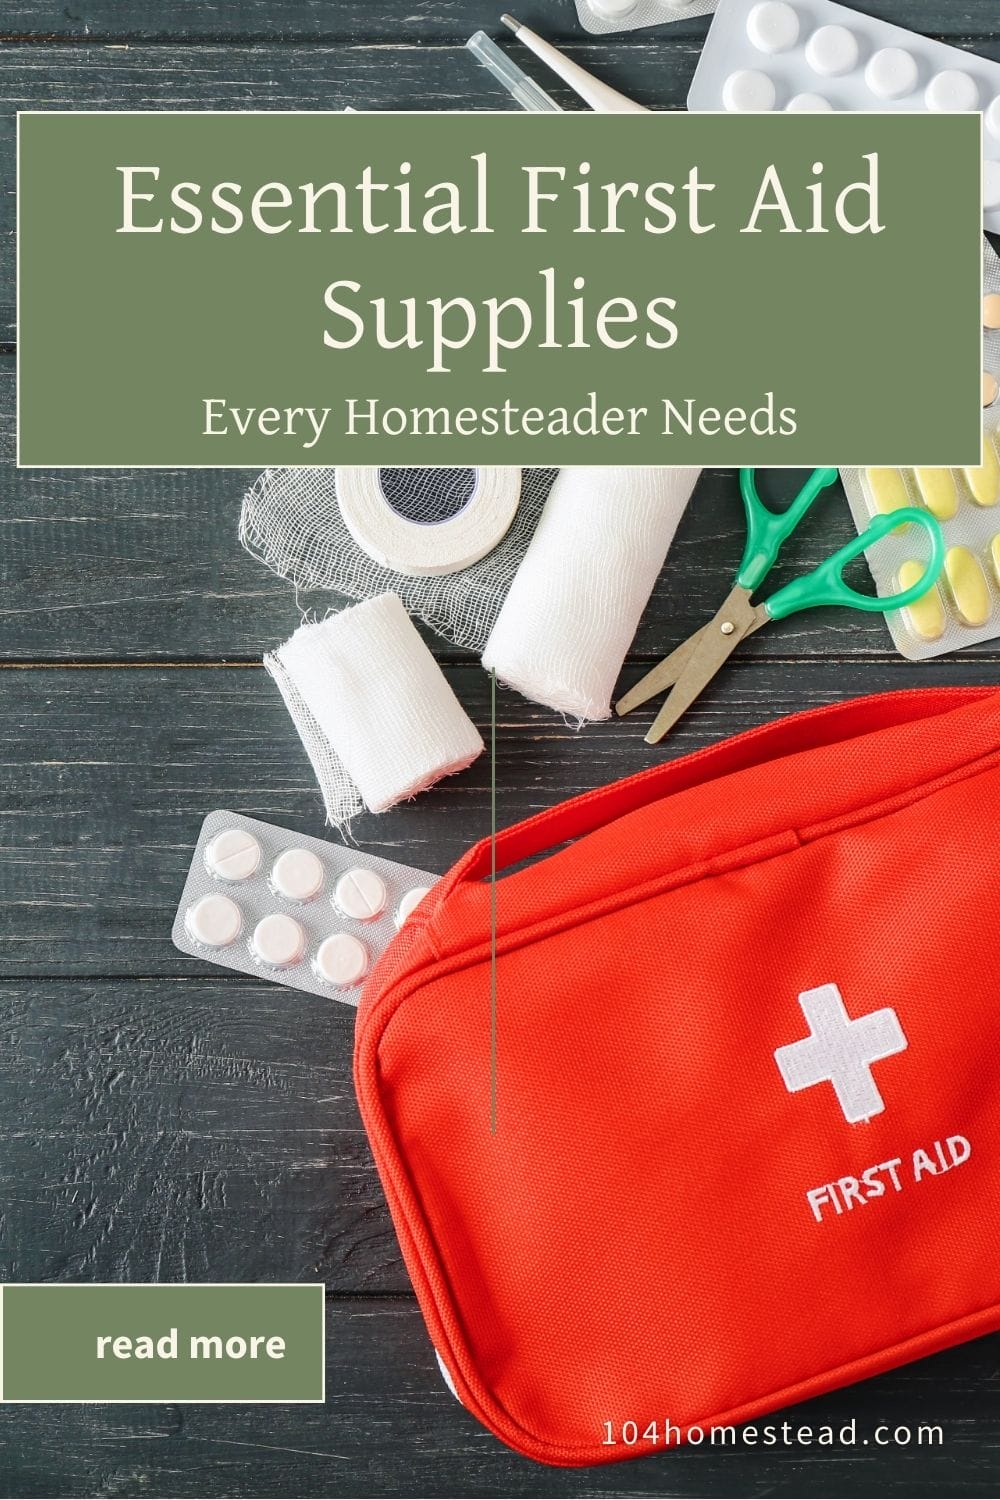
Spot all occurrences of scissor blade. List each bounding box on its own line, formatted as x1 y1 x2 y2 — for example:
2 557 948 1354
645 590 765 745
615 626 709 717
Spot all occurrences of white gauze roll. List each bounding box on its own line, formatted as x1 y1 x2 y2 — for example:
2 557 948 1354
266 593 484 823
482 467 701 720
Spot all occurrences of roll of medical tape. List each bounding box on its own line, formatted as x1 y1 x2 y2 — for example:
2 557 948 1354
334 467 521 577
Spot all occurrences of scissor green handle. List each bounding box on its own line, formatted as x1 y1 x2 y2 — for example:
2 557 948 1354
736 467 840 593
764 507 945 621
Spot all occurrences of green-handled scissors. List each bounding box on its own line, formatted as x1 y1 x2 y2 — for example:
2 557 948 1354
615 467 945 745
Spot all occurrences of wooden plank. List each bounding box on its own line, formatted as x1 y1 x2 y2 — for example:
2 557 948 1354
5 356 998 664
0 976 409 1290
1 0 995 42
0 1297 996 1496
0 662 485 980
3 39 1000 337
2 657 998 979
2 1 696 43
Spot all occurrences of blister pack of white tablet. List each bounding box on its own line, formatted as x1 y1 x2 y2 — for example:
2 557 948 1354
687 0 1000 231
574 0 715 38
839 240 1000 661
172 810 438 1006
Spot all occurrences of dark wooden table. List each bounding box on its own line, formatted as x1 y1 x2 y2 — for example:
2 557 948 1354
2 3 1000 1495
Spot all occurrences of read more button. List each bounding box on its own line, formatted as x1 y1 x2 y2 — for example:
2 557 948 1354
0 1283 325 1403
97 1327 287 1363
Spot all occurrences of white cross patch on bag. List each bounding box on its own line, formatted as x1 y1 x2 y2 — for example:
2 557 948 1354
775 984 908 1124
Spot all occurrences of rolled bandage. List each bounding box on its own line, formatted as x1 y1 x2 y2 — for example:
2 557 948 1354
482 467 700 720
266 593 484 825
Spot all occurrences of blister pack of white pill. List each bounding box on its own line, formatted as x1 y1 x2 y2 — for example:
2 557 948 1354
687 0 1000 231
839 240 1000 661
574 0 715 39
172 809 438 1006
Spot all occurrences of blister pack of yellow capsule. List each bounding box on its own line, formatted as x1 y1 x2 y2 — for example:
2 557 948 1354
840 238 1000 661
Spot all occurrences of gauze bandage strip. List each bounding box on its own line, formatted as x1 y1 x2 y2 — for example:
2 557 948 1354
482 467 701 720
240 467 558 651
265 593 484 827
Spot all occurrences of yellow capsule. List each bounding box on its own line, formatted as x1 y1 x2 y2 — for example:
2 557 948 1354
944 545 992 627
991 534 1000 589
913 468 958 521
963 435 1000 507
865 467 910 515
898 560 945 642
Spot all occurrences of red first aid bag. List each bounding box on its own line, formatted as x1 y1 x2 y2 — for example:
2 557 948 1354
354 687 1000 1467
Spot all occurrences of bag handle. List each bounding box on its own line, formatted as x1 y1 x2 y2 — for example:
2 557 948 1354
439 687 994 895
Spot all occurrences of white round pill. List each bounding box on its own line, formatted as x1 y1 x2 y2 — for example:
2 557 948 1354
722 69 777 112
786 92 834 112
746 2 798 54
985 160 1000 211
334 867 388 922
589 0 636 15
314 933 370 989
987 97 1000 141
271 847 325 903
805 25 859 77
186 892 242 949
395 886 433 930
252 912 306 969
204 828 261 883
925 69 979 111
865 47 918 100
